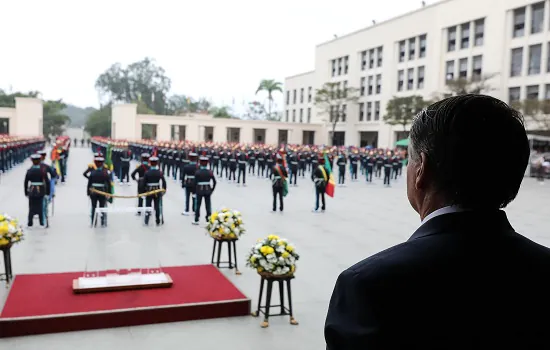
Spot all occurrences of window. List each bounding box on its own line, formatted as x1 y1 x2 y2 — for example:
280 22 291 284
360 77 366 96
460 22 470 49
472 56 482 81
419 35 427 58
513 7 526 37
397 70 404 91
417 66 425 89
545 84 550 99
343 80 348 98
337 58 342 75
459 58 468 78
399 41 406 62
474 19 484 46
292 89 296 104
376 74 382 94
511 47 523 76
509 87 521 104
408 38 416 60
361 51 367 70
446 60 455 81
359 102 365 121
344 56 349 74
308 87 312 102
407 68 414 90
299 108 303 123
331 60 336 76
529 44 542 75
527 85 539 99
366 102 372 121
448 27 456 51
285 110 289 122
369 49 375 69
300 88 304 103
368 76 373 95
292 109 296 122
374 101 380 120
341 104 347 122
286 91 289 104
377 46 383 67
307 108 311 123
531 2 544 34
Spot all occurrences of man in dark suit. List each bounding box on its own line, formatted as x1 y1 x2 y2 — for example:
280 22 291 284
325 94 550 349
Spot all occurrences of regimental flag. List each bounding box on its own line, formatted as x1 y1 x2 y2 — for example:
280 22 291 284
324 152 335 198
50 148 61 177
104 144 115 199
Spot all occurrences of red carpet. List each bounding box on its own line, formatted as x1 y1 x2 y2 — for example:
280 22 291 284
0 265 250 338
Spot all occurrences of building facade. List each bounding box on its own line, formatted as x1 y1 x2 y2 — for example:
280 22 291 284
0 98 43 137
111 103 327 145
284 0 550 148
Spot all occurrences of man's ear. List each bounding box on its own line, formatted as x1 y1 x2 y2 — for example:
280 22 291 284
415 153 428 190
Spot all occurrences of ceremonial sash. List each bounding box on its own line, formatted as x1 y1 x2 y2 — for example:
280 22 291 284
319 165 328 182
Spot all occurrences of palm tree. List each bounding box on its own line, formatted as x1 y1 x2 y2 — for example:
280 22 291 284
255 79 283 118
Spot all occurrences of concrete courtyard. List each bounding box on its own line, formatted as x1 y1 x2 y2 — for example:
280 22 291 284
0 147 549 350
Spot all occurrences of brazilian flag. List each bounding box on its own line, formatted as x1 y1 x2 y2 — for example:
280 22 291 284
104 145 115 201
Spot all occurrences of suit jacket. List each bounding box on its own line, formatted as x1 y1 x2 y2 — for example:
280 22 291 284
325 210 550 350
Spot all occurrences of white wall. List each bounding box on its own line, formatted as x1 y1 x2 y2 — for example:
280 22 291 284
0 98 43 137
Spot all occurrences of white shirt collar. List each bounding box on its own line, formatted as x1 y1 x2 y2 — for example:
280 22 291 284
420 206 466 225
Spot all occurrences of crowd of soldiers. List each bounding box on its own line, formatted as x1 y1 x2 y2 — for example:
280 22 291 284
1 136 45 174
88 137 406 223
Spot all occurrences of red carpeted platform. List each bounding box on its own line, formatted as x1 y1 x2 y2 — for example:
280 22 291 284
0 265 250 338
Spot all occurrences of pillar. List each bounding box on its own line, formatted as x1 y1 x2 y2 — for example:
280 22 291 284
111 104 137 139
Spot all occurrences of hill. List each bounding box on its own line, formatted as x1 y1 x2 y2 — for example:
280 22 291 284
62 104 96 127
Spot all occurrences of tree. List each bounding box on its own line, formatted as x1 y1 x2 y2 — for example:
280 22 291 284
384 95 431 132
515 98 550 132
95 57 171 114
209 106 233 118
255 79 283 118
443 73 497 96
43 100 70 138
243 101 267 120
314 82 359 145
0 89 39 107
85 105 111 137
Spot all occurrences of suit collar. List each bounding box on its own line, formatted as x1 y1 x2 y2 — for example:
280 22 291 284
408 210 515 241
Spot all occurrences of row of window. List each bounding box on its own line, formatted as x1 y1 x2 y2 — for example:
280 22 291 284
397 66 425 91
284 108 312 123
398 34 427 62
446 18 484 52
509 84 550 103
331 56 349 77
512 2 546 38
445 55 483 81
360 75 382 96
286 86 313 105
358 101 381 122
360 46 383 70
510 43 550 77
329 105 347 123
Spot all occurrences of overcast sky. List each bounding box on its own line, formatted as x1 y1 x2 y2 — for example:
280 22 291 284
1 0 436 112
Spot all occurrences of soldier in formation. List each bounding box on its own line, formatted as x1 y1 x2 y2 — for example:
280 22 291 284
193 156 217 225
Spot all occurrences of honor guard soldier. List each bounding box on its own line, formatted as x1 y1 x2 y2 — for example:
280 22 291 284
25 154 51 228
265 150 275 178
220 149 229 179
350 150 359 181
38 150 58 180
288 151 299 186
312 153 328 213
383 151 393 186
375 151 384 178
212 148 220 175
392 152 400 180
142 156 167 226
271 154 288 213
237 148 247 186
366 152 375 183
83 152 102 179
337 152 347 186
181 152 198 216
131 152 150 215
87 156 112 227
298 151 307 177
228 150 237 182
257 149 266 177
120 146 132 185
247 148 256 174
193 156 217 225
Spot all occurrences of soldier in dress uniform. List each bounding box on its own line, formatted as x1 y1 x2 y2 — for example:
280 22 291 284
83 152 102 179
247 147 256 175
392 151 400 180
288 151 299 187
337 151 347 186
131 153 150 215
271 154 288 213
193 156 217 225
211 147 220 175
298 150 307 178
265 149 275 179
383 151 393 186
366 151 375 183
349 150 359 181
228 149 237 182
257 148 266 177
142 156 167 226
181 152 198 216
86 156 112 227
25 154 51 227
237 148 248 186
220 148 229 179
375 150 384 178
312 153 328 213
120 145 132 185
